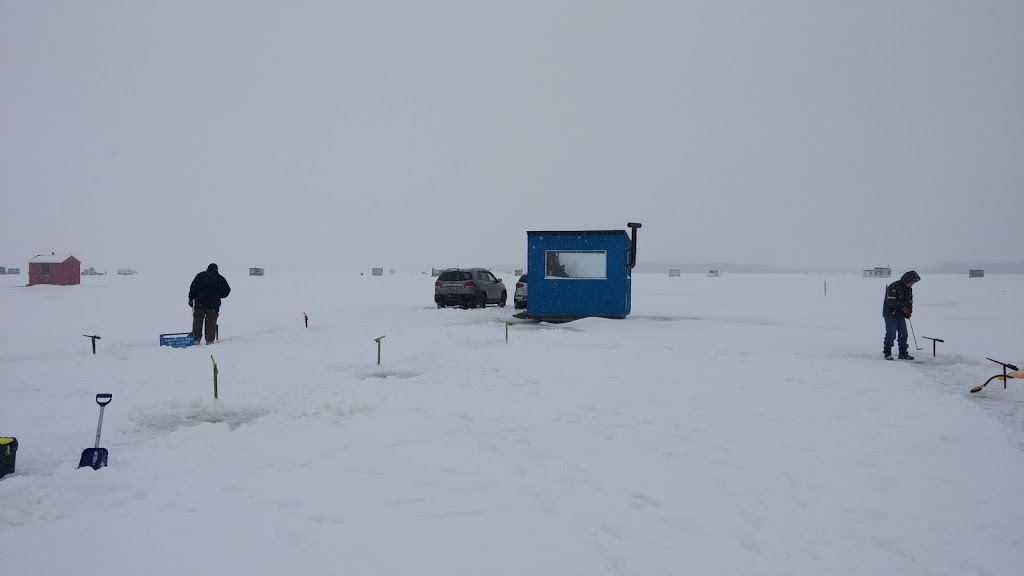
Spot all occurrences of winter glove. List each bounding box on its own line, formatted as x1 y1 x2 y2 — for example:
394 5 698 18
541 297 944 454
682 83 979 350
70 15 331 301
902 307 911 318
188 299 194 308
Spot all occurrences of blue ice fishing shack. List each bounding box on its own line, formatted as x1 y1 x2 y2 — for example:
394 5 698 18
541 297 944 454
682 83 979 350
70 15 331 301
516 223 641 322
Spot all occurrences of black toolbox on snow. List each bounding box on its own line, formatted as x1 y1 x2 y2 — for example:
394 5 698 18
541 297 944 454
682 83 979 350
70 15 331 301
0 437 17 479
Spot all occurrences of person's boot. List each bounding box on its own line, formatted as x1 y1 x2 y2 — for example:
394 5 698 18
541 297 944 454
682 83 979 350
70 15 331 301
898 349 914 360
883 347 893 361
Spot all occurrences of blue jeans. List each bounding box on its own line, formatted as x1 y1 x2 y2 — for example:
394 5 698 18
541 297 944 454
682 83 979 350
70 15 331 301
884 316 908 353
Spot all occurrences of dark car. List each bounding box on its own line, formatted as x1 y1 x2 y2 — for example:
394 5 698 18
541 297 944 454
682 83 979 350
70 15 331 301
514 274 527 309
434 268 507 308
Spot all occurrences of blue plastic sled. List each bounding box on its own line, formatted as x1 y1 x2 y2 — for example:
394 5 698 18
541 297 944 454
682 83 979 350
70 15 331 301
160 332 196 348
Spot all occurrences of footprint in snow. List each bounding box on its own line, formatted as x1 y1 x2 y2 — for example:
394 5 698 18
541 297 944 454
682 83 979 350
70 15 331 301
631 492 661 509
307 512 345 525
421 509 485 519
385 497 425 507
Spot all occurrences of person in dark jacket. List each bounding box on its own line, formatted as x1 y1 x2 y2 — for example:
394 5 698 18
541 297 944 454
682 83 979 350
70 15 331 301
881 270 920 360
189 263 231 344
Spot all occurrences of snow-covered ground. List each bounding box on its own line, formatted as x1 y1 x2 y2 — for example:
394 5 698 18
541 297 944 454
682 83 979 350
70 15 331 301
1 270 1022 575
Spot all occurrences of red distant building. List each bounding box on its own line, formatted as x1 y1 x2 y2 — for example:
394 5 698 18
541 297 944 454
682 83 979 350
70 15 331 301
28 253 81 286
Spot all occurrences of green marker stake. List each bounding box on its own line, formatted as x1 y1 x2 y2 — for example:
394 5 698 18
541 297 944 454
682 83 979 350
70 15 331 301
496 319 513 343
374 335 385 365
211 355 219 399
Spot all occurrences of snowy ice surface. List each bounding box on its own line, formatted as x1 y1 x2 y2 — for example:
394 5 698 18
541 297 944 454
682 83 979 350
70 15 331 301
1 270 1022 575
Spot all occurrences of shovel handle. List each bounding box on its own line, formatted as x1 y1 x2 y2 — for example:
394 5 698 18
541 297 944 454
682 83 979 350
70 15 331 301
96 394 112 406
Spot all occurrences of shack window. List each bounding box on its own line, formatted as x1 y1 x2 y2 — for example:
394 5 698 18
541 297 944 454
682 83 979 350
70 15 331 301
545 251 606 279
41 263 51 276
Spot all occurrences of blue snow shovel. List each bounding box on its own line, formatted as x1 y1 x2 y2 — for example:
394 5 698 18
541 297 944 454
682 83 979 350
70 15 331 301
78 394 112 470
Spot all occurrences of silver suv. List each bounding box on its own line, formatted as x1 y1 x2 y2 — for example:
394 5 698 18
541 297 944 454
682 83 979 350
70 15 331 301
514 274 528 309
434 268 507 308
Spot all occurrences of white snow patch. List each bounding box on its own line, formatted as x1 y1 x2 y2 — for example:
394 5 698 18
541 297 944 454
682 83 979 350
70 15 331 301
1 271 1023 575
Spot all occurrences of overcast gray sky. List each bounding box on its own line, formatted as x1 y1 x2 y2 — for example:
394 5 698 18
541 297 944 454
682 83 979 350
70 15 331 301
2 1 1022 274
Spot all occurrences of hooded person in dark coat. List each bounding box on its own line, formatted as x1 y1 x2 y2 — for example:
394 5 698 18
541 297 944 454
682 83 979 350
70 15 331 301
189 263 231 344
881 270 920 360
